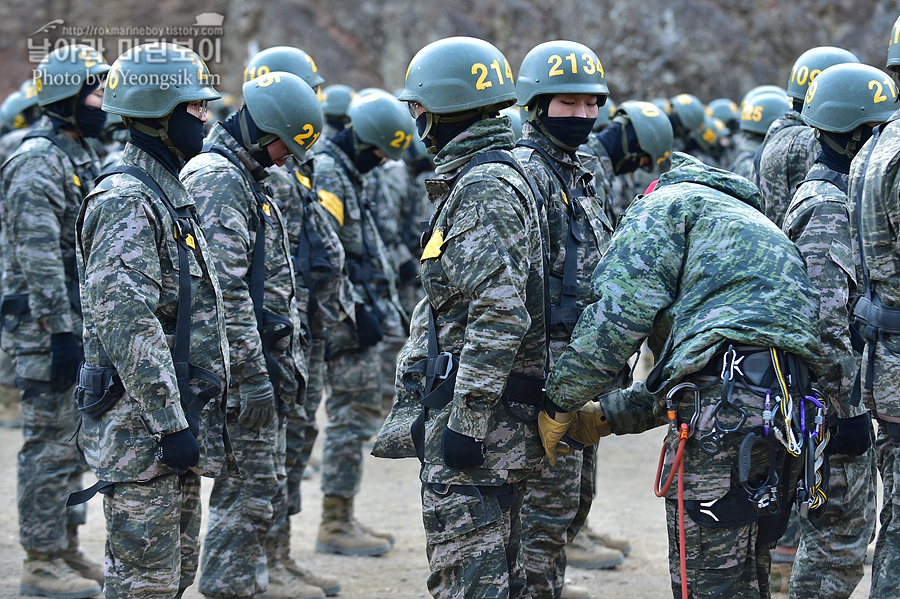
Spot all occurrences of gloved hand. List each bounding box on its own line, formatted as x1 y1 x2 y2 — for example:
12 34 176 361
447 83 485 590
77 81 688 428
441 427 486 470
156 428 200 470
355 304 384 348
538 408 575 466
49 332 83 390
829 413 872 456
238 373 275 430
566 401 613 447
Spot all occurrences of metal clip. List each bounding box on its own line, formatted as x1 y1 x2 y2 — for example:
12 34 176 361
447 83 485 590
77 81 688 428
665 382 702 438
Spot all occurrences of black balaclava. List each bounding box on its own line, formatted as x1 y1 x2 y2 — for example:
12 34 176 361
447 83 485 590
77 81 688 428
326 116 347 132
128 103 205 176
47 77 105 138
816 127 871 174
597 119 644 174
534 95 595 152
792 98 804 113
221 106 276 169
416 110 485 154
330 126 384 174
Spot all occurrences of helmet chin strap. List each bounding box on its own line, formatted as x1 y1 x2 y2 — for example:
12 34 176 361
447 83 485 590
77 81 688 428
124 113 185 160
816 127 862 158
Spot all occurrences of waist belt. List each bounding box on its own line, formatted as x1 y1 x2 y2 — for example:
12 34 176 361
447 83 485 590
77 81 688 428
692 345 810 396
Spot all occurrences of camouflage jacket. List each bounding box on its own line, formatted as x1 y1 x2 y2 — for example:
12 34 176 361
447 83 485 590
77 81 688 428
513 123 614 358
0 127 31 164
848 113 900 421
0 118 98 372
76 143 232 481
782 163 864 420
546 152 822 416
728 133 762 181
182 124 306 406
266 154 354 336
416 116 547 486
754 111 818 227
367 160 417 273
314 137 406 349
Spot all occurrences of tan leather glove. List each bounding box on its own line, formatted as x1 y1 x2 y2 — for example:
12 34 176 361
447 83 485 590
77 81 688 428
567 401 612 447
538 409 575 466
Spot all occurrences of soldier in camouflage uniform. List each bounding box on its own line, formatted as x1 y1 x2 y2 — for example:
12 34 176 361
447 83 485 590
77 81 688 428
242 45 344 597
781 63 892 599
74 42 230 599
398 36 547 599
753 47 859 227
509 40 617 599
728 89 789 181
540 152 822 599
182 71 324 599
0 44 110 598
320 84 356 139
580 100 673 226
0 80 42 163
314 89 409 556
847 17 900 598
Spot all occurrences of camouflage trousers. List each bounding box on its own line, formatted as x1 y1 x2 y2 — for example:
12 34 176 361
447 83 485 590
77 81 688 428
791 443 876 599
17 376 89 554
422 479 529 599
283 336 327 516
321 344 382 497
103 471 201 599
199 407 282 599
870 420 900 599
666 500 774 599
379 334 406 417
521 449 583 599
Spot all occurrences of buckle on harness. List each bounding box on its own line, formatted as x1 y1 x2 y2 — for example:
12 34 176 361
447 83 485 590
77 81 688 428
434 352 454 380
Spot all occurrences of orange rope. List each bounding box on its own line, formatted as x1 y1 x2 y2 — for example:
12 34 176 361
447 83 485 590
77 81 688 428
654 423 690 599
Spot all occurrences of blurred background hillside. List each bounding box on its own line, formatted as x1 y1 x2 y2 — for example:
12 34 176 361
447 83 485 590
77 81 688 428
1 0 897 106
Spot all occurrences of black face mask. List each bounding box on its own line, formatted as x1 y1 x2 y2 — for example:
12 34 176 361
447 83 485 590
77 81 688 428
167 103 205 160
354 146 384 174
540 115 595 151
416 113 433 151
74 104 106 138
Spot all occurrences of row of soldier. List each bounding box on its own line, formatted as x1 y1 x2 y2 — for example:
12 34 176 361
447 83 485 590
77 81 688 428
0 19 899 599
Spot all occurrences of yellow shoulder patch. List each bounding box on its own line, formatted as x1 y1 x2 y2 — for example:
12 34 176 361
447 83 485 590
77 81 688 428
295 171 312 189
262 202 271 216
317 189 344 226
73 174 81 187
420 228 444 262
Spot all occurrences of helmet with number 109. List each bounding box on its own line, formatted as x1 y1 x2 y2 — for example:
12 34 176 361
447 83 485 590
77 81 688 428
786 46 860 103
244 46 325 91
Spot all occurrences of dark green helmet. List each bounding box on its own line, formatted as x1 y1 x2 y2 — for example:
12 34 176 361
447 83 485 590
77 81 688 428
739 91 790 135
244 46 325 90
889 15 900 71
786 46 859 102
242 71 325 161
515 40 608 107
706 98 739 127
320 84 356 117
348 90 414 161
614 100 674 170
669 93 705 132
103 43 220 118
593 98 616 131
802 63 898 133
690 114 721 153
650 97 672 115
35 44 110 105
1 80 41 129
501 106 523 139
399 36 517 114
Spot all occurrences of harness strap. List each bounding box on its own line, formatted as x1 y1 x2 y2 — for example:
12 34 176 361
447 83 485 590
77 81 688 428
798 168 848 195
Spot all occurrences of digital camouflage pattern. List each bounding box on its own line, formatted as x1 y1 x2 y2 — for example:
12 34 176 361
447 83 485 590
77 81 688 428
782 163 875 598
181 123 305 598
753 111 818 227
1 117 97 555
847 112 900 599
77 142 231 598
514 122 613 599
0 127 30 163
545 151 822 596
417 115 546 486
728 133 763 181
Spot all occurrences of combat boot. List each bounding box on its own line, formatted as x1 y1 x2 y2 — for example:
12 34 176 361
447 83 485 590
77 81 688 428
282 558 341 596
565 532 624 569
20 553 102 599
560 582 591 599
61 527 103 585
258 563 325 599
316 495 392 556
584 525 632 556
